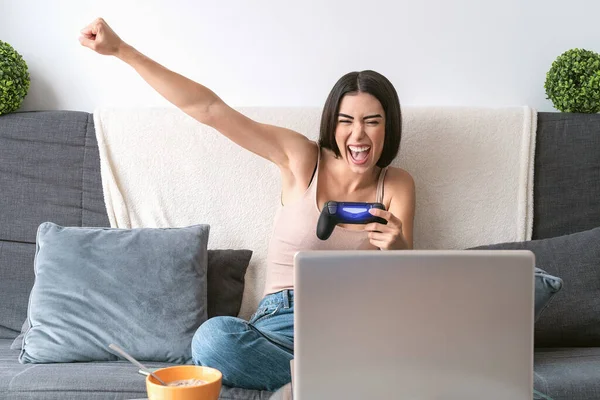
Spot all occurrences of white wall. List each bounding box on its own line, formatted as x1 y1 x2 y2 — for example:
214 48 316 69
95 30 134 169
1 0 599 113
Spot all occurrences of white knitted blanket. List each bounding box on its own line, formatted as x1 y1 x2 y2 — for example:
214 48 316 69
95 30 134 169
94 106 536 317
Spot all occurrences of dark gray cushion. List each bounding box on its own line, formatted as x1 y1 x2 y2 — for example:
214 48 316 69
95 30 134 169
0 111 109 339
0 340 273 400
0 241 35 339
533 112 600 239
534 347 600 400
19 222 209 364
471 227 600 347
0 111 109 243
208 250 252 318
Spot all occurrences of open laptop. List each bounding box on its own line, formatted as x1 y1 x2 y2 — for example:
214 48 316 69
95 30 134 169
293 250 535 400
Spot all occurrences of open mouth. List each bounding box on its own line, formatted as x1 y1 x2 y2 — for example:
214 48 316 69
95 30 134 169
348 145 371 165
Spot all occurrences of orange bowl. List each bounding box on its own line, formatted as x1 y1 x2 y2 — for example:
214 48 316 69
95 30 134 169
146 365 222 400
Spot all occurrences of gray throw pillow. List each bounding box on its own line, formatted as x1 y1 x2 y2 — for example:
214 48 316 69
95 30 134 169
532 268 563 321
11 248 252 351
470 226 600 347
18 222 210 364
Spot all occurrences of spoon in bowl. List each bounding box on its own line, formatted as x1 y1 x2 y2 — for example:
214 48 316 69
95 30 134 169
108 343 167 386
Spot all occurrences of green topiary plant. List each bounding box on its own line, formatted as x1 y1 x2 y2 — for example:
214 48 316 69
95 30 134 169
0 40 30 116
544 48 600 113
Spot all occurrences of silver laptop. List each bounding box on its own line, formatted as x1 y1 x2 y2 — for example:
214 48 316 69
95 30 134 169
293 250 535 400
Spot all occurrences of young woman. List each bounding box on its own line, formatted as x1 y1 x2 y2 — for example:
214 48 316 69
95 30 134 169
80 17 415 392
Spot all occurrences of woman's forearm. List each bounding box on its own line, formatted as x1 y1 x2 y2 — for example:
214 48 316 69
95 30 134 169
116 43 221 120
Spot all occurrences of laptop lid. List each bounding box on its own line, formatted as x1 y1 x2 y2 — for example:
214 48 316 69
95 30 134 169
293 250 534 400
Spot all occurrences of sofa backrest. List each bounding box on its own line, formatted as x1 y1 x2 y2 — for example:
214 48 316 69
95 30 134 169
533 112 600 239
2 109 599 346
0 111 109 339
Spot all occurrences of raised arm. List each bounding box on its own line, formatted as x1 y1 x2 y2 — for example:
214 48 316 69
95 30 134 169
79 18 313 169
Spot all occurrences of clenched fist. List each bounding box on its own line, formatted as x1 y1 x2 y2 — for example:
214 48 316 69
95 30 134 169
79 18 124 56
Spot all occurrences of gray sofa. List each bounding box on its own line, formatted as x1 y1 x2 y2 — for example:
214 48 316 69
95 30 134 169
1 110 600 399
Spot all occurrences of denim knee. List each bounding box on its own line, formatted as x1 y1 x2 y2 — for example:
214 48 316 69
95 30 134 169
191 313 293 390
191 316 244 367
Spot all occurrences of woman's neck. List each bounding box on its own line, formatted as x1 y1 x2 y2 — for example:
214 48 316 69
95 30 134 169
323 149 380 194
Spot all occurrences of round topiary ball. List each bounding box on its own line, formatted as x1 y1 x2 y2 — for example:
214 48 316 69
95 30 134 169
0 40 31 116
544 48 600 113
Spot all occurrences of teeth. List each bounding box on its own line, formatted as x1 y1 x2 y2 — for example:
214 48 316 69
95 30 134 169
348 145 370 152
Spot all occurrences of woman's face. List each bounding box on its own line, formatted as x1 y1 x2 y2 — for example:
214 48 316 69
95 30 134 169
335 92 386 174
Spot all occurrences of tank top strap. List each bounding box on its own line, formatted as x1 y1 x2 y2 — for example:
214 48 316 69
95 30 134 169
376 167 388 204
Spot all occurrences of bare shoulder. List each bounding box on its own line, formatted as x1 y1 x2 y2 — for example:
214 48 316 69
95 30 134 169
384 166 415 198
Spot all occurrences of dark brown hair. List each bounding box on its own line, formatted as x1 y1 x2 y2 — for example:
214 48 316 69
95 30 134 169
318 70 402 168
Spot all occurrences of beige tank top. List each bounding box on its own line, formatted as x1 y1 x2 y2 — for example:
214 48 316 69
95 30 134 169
263 145 388 296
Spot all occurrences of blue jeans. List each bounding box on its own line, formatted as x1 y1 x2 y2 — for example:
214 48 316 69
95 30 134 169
191 290 294 391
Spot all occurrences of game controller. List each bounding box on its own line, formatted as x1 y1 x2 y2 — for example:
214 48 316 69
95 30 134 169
317 201 387 240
